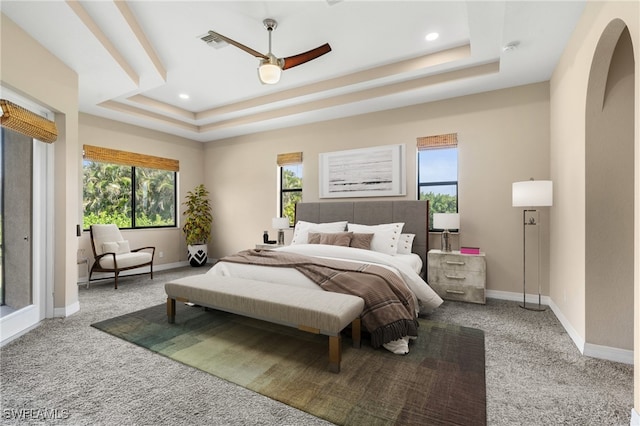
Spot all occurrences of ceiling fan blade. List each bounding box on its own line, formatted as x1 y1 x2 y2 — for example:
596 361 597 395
281 43 332 70
207 30 269 60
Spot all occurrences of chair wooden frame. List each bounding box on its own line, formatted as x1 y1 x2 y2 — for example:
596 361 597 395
89 225 155 289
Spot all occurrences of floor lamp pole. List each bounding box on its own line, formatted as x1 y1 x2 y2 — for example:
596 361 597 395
520 208 545 311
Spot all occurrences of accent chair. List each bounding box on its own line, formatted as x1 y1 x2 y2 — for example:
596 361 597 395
89 224 155 289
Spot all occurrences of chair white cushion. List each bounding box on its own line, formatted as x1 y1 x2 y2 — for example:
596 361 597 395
92 224 125 255
102 240 130 254
98 252 152 269
102 242 119 253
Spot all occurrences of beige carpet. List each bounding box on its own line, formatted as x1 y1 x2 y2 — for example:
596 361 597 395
92 301 486 426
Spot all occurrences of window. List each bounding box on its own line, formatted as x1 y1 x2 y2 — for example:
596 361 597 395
417 134 458 230
277 152 303 226
82 145 178 230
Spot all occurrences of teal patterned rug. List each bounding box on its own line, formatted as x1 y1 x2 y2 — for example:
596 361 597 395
92 302 486 425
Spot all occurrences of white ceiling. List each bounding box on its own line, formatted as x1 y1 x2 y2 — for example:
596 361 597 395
1 1 586 142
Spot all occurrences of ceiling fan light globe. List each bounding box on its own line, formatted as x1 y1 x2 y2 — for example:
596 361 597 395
258 63 281 84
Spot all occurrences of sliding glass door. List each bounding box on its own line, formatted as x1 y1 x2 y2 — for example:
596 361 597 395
0 128 33 317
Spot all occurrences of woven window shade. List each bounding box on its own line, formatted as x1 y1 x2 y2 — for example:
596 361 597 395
417 133 458 150
277 152 303 166
0 99 58 143
83 145 179 172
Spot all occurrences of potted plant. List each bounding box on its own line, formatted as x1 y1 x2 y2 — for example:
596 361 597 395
182 184 212 267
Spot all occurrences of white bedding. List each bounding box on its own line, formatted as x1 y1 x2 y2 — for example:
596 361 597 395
207 244 442 313
393 253 423 275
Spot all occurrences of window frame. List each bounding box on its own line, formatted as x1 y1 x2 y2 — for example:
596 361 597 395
132 165 178 229
417 140 459 231
279 164 302 226
82 160 178 231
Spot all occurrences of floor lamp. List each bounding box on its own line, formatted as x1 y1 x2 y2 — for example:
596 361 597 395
512 179 553 311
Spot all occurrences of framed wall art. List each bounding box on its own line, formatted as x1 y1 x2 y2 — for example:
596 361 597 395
319 144 406 198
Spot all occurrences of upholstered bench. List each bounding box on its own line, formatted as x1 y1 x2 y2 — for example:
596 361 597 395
164 275 364 373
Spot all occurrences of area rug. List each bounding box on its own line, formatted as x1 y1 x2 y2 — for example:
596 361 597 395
92 303 486 425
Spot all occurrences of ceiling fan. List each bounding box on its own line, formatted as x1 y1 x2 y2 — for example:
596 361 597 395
202 18 332 85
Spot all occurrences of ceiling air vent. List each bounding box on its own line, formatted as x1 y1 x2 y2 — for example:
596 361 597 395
199 32 228 49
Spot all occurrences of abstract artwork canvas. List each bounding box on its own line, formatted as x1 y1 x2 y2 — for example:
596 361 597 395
319 144 406 198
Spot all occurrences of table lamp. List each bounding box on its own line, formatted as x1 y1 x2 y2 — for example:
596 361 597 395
433 213 460 252
272 217 290 245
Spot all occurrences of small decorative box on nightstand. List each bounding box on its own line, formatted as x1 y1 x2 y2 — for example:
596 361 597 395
427 249 486 304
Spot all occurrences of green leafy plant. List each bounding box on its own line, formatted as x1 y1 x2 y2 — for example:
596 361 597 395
182 184 212 246
419 191 458 230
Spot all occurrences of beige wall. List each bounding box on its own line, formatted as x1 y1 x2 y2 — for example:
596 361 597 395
77 114 205 267
585 26 634 350
204 82 551 296
549 0 639 415
1 14 79 313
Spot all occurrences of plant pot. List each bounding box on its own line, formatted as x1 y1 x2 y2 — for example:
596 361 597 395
187 244 208 267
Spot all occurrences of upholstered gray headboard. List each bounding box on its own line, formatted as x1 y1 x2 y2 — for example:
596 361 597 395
295 200 430 276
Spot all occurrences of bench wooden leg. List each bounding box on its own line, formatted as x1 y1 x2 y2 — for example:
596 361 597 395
167 297 176 324
351 318 361 348
328 335 342 373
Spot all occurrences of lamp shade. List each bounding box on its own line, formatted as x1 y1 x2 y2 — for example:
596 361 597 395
272 217 290 229
258 63 281 84
512 180 553 207
433 213 460 230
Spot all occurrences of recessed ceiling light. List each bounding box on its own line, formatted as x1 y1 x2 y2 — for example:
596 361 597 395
179 93 190 100
425 32 439 42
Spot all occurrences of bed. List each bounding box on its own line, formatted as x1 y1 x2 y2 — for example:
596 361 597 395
207 200 443 354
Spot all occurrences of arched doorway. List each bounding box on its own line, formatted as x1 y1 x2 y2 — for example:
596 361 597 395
585 20 635 355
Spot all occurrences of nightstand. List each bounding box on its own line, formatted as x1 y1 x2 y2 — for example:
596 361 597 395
255 243 285 250
427 249 486 304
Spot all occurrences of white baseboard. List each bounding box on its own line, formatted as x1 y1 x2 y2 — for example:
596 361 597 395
53 301 79 318
488 290 633 365
0 322 40 347
546 297 586 354
157 261 194 270
631 408 639 425
583 343 634 365
486 289 551 306
0 305 41 347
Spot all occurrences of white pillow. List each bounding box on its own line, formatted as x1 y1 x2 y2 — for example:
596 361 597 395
117 240 131 254
102 240 130 255
102 241 119 254
397 233 415 255
291 221 348 245
347 223 404 255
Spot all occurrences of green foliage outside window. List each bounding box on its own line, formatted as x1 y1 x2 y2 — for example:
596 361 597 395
134 167 176 228
83 161 176 229
419 191 457 229
282 166 302 226
419 191 457 213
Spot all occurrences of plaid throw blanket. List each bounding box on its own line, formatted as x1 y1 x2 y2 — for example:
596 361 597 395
219 249 418 348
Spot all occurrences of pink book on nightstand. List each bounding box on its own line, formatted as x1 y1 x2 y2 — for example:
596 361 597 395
460 247 480 255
